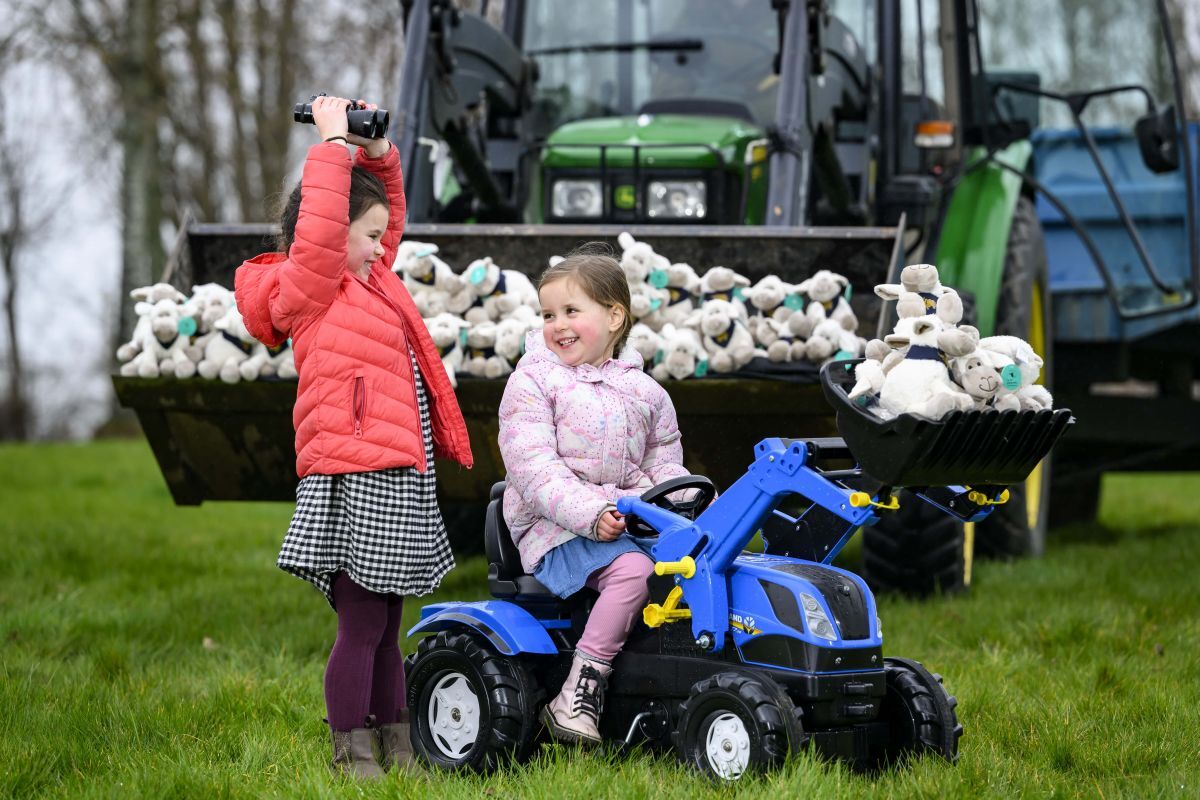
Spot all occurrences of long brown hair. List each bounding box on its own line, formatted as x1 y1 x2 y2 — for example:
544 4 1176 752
276 165 390 253
538 242 633 358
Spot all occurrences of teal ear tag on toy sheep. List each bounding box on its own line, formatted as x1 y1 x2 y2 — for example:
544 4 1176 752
654 348 665 365
468 263 488 285
732 287 747 301
843 284 853 301
649 297 663 311
177 317 197 337
415 246 436 258
459 328 470 347
833 349 853 362
694 359 709 378
1001 364 1022 390
649 269 669 289
783 293 805 311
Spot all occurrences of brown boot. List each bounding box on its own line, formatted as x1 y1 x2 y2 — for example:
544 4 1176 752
379 709 422 772
329 716 386 779
542 653 610 745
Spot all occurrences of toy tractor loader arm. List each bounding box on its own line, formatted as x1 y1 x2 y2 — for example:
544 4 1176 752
618 438 884 653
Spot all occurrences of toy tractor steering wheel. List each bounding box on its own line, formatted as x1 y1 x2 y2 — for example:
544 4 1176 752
623 475 717 537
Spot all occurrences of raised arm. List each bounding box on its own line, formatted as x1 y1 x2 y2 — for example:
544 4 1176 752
499 369 614 536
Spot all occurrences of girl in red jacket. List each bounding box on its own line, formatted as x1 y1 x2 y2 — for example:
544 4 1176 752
235 95 473 778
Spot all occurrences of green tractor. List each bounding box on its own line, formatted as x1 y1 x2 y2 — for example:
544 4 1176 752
116 0 1199 597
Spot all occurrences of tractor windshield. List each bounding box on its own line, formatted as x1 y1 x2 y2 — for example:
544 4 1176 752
522 0 780 133
973 0 1197 320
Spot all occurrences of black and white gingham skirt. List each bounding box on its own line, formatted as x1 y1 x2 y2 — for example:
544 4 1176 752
278 353 454 608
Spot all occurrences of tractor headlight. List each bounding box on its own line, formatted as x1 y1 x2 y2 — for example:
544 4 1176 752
647 180 706 219
801 593 837 641
551 179 602 218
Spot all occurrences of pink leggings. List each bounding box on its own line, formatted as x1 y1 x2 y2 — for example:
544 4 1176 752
576 552 655 664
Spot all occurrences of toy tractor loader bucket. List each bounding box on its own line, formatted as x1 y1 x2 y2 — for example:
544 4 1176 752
820 360 1074 488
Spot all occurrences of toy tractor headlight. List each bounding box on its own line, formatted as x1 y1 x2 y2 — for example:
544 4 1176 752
551 179 603 218
647 180 707 219
801 593 837 641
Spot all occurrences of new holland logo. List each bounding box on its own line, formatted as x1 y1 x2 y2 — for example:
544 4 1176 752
729 613 761 635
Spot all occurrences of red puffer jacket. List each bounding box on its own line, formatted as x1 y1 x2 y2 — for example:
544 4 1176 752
234 142 473 477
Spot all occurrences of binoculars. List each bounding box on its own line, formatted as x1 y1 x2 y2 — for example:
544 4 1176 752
293 94 390 139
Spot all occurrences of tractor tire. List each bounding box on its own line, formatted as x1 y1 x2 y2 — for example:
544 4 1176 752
675 671 804 781
975 195 1055 558
861 491 966 597
1047 472 1103 528
874 657 963 766
406 630 542 772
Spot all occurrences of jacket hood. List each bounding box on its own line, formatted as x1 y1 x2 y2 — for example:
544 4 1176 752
522 329 643 373
234 253 288 346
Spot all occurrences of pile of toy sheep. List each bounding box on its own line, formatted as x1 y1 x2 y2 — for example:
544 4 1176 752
114 231 1052 419
408 231 867 385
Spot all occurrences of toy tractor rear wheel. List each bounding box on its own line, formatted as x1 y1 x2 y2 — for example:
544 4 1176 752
875 657 963 766
861 492 966 597
975 195 1054 558
406 630 541 772
675 671 804 781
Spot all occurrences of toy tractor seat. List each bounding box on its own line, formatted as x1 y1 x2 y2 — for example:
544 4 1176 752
484 481 556 599
820 360 1074 488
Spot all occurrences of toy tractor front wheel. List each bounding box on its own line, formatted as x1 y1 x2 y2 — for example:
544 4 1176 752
875 657 963 766
406 630 541 772
675 672 805 781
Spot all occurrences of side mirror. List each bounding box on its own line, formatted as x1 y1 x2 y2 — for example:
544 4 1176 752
1135 104 1180 174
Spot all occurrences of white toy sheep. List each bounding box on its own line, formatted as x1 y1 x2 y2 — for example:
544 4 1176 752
743 274 800 323
797 269 857 332
947 351 1022 412
699 266 751 308
878 315 974 420
495 316 534 370
451 257 540 325
197 306 257 384
240 339 297 382
617 231 670 286
116 283 188 364
424 313 470 388
650 324 708 381
627 322 665 369
181 283 236 362
461 321 512 379
753 315 806 363
804 318 864 366
119 297 194 378
686 299 759 373
978 335 1054 410
393 240 464 318
875 263 963 325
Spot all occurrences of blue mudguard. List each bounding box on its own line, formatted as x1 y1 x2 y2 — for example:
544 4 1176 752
407 600 560 656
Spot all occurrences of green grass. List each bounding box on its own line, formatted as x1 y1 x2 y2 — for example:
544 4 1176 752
1 440 1197 798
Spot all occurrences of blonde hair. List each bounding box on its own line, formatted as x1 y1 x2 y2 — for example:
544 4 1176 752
538 243 633 358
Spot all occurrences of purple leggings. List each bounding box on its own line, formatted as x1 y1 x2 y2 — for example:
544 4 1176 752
324 572 406 732
577 552 655 664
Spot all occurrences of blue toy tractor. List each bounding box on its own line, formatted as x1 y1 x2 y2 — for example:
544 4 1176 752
403 364 1073 779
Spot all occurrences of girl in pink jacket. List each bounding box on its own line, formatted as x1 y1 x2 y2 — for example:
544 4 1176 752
235 96 471 778
498 248 691 744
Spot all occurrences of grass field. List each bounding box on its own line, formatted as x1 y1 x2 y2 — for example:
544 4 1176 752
1 439 1198 798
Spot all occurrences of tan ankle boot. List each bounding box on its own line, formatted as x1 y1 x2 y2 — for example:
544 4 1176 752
542 653 610 744
379 709 421 772
329 717 386 779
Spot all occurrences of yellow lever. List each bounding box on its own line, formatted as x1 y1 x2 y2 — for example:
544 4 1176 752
653 556 696 579
643 586 691 628
967 487 1010 506
849 492 899 511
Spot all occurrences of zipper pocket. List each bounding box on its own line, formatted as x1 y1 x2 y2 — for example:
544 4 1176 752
352 376 365 439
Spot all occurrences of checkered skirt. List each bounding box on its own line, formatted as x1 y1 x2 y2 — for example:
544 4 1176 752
277 352 454 608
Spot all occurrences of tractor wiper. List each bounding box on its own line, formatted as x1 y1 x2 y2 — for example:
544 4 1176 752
527 38 703 57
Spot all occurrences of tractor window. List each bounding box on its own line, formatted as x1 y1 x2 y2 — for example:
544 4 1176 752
523 0 780 132
975 0 1176 130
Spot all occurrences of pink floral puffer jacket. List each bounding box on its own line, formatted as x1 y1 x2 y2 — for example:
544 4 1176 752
498 331 691 573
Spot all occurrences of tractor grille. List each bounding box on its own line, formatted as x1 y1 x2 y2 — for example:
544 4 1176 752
769 564 871 640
